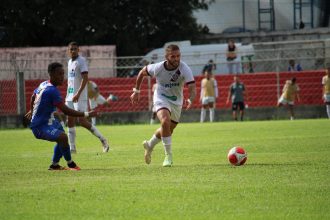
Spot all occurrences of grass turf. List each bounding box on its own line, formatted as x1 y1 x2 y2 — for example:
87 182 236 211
0 119 329 219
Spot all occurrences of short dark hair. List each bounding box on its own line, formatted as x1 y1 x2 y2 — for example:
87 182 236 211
68 41 79 47
165 44 180 54
48 62 63 74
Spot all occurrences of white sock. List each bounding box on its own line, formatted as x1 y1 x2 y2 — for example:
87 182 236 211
209 108 214 122
327 105 330 119
90 125 105 141
68 127 76 150
162 136 172 155
200 108 206 122
148 134 161 149
91 117 96 126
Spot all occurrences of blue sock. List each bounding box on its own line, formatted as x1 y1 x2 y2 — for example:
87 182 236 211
52 144 63 164
59 144 72 162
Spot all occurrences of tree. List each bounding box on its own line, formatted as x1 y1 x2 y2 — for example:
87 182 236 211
0 0 212 55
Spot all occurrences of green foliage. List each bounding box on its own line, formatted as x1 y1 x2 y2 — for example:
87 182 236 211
0 0 212 55
0 119 329 219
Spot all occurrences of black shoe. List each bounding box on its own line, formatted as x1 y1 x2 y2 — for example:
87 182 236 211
48 164 68 170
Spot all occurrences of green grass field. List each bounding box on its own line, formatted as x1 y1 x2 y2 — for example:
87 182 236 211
0 119 329 220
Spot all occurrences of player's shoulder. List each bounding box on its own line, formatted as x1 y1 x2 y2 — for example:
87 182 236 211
77 55 87 63
179 61 192 74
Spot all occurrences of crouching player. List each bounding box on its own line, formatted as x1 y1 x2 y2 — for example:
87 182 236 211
24 62 97 170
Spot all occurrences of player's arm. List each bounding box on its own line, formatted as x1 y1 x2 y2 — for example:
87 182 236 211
25 93 36 121
186 82 196 110
56 102 97 118
73 72 88 102
130 66 149 104
226 87 232 104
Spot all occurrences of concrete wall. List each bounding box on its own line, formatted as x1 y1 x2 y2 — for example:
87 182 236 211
0 45 116 80
1 105 327 129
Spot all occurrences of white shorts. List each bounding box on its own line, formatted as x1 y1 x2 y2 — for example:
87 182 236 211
153 99 182 123
65 100 88 112
89 94 106 110
324 94 330 102
278 96 294 105
202 96 215 105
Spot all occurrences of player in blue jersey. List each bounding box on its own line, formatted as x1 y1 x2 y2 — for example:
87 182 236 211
24 62 97 170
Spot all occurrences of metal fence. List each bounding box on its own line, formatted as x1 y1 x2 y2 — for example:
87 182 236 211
0 40 329 116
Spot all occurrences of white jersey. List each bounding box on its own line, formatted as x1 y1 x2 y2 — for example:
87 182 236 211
65 55 88 101
147 61 195 106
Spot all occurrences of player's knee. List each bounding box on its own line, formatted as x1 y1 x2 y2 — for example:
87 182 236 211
57 133 69 146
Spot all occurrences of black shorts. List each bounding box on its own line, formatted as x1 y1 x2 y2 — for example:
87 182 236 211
232 102 245 111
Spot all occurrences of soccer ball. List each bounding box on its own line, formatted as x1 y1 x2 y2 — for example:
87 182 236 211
227 146 247 166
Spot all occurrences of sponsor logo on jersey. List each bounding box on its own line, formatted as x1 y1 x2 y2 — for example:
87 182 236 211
161 93 177 101
170 70 181 82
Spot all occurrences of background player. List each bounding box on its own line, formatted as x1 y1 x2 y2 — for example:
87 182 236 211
278 77 300 120
65 42 109 153
88 80 118 126
322 63 330 118
226 76 247 121
25 62 97 170
130 44 196 167
200 70 218 122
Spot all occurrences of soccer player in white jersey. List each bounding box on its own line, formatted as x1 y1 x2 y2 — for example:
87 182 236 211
322 63 330 119
130 44 196 167
65 42 109 153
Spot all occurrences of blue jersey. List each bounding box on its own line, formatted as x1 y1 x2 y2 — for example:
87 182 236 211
30 81 62 128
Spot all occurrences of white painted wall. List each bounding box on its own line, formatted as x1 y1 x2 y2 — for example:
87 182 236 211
194 0 322 33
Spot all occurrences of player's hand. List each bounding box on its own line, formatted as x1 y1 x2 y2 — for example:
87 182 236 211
130 92 140 104
24 110 32 121
185 98 193 110
88 110 98 117
23 111 32 127
72 93 80 102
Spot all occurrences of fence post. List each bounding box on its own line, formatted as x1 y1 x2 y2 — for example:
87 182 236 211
16 71 26 115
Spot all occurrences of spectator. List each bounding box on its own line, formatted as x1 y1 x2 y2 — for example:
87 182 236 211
88 80 118 126
202 59 216 74
288 59 303 72
200 70 218 122
278 77 300 120
322 63 330 119
226 39 240 74
226 76 247 121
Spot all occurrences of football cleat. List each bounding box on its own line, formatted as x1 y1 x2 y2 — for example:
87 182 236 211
101 139 110 153
48 164 68 171
162 154 173 167
67 161 81 171
143 141 153 164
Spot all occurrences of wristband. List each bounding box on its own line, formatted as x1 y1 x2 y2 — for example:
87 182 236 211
84 112 89 117
132 88 140 93
187 99 192 105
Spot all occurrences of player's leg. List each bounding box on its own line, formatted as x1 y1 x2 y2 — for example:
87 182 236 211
208 101 215 122
89 98 97 126
76 100 110 153
56 132 80 170
326 103 330 119
32 122 79 170
288 104 294 120
232 103 238 120
66 101 77 153
200 106 207 122
239 102 245 121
